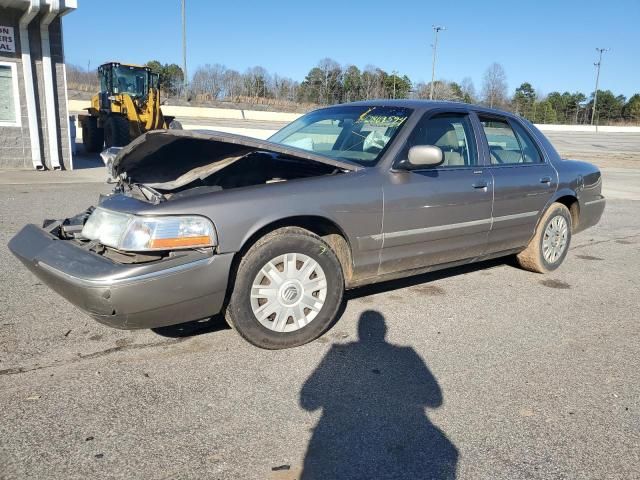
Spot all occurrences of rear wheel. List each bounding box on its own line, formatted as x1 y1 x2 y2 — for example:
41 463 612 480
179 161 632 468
517 203 572 273
104 115 130 147
81 117 104 153
225 227 344 349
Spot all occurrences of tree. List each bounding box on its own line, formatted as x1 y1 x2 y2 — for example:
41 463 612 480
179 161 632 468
449 82 464 100
317 58 343 104
191 63 226 99
298 67 324 103
361 66 385 99
460 77 476 103
513 82 536 118
481 63 508 108
342 65 363 102
623 94 640 123
588 90 625 124
145 60 184 96
532 100 558 124
222 69 242 99
243 66 269 98
384 73 411 99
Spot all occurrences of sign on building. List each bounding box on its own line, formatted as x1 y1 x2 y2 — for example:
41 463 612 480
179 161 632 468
0 26 16 53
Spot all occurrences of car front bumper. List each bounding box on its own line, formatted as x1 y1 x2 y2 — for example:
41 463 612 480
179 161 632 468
8 224 234 329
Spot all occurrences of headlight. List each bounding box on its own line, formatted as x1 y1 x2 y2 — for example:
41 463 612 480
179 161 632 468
81 207 217 251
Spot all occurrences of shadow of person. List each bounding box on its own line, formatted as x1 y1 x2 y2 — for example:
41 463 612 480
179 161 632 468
299 311 458 479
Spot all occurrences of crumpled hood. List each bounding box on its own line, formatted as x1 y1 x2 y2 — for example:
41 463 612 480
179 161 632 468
112 129 362 185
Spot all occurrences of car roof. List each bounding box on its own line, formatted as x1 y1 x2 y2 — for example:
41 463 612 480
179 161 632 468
331 99 520 119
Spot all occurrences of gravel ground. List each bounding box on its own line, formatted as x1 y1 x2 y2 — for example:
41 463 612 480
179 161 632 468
0 179 639 479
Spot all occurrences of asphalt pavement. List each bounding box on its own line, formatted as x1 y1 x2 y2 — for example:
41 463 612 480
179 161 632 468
1 132 639 479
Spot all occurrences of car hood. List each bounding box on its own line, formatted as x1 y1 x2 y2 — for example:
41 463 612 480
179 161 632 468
112 129 362 184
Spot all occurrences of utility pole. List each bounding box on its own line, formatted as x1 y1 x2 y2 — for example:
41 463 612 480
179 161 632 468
392 70 397 99
591 47 608 127
429 25 445 100
182 0 188 97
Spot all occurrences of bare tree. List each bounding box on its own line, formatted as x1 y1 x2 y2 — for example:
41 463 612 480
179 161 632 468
361 65 385 99
481 63 508 108
191 63 226 99
460 77 476 103
222 69 242 100
414 80 459 101
243 66 269 98
66 64 99 92
317 58 342 104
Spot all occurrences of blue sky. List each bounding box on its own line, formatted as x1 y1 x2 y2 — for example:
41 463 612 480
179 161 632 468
64 0 639 98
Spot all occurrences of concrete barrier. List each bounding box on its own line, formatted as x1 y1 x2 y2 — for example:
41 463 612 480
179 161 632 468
534 124 640 133
67 100 301 123
67 100 640 134
181 125 276 139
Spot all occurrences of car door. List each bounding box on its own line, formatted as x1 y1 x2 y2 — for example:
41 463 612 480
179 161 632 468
477 114 558 253
378 111 493 275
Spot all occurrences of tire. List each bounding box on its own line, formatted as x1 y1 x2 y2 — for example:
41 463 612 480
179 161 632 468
225 227 345 349
516 203 572 273
82 117 104 153
104 115 130 147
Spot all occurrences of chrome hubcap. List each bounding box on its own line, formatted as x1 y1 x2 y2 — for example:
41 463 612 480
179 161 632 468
542 215 568 263
250 253 327 332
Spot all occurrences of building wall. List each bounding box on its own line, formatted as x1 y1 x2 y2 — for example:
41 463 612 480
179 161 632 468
0 8 32 169
0 9 72 170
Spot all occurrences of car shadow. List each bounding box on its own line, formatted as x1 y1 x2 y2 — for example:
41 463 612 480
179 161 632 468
298 310 458 479
151 315 230 338
152 257 512 339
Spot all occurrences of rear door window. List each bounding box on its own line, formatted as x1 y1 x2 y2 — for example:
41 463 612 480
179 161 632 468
510 120 543 163
479 117 523 165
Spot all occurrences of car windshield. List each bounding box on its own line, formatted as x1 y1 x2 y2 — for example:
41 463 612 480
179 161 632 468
269 105 412 166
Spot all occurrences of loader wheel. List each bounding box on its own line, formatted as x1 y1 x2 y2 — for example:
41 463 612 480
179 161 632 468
104 115 130 147
82 117 104 153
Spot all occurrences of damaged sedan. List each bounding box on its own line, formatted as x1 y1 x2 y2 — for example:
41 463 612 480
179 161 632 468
9 101 605 349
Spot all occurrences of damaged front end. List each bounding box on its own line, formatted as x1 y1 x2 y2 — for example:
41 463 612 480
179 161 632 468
9 130 359 329
108 129 360 203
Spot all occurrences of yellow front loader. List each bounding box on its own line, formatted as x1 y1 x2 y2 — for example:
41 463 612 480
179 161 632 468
78 62 178 152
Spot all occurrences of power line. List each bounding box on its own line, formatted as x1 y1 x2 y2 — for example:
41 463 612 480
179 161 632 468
429 25 445 100
591 47 609 126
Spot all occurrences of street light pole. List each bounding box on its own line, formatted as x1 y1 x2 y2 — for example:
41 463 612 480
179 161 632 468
392 70 397 99
182 0 188 97
429 25 445 100
591 47 608 127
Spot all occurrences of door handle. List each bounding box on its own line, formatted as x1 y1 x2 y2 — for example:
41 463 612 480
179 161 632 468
540 176 552 184
472 180 488 189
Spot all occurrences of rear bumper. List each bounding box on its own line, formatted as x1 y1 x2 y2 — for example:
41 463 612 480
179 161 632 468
576 196 606 233
8 224 234 329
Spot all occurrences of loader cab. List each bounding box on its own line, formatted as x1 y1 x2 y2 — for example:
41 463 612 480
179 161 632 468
98 62 153 100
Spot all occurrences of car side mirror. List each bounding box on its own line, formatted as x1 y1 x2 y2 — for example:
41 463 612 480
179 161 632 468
406 145 443 168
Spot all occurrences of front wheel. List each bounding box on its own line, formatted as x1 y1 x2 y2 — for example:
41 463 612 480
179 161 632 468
225 227 344 349
517 203 572 273
104 115 130 147
82 117 104 153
